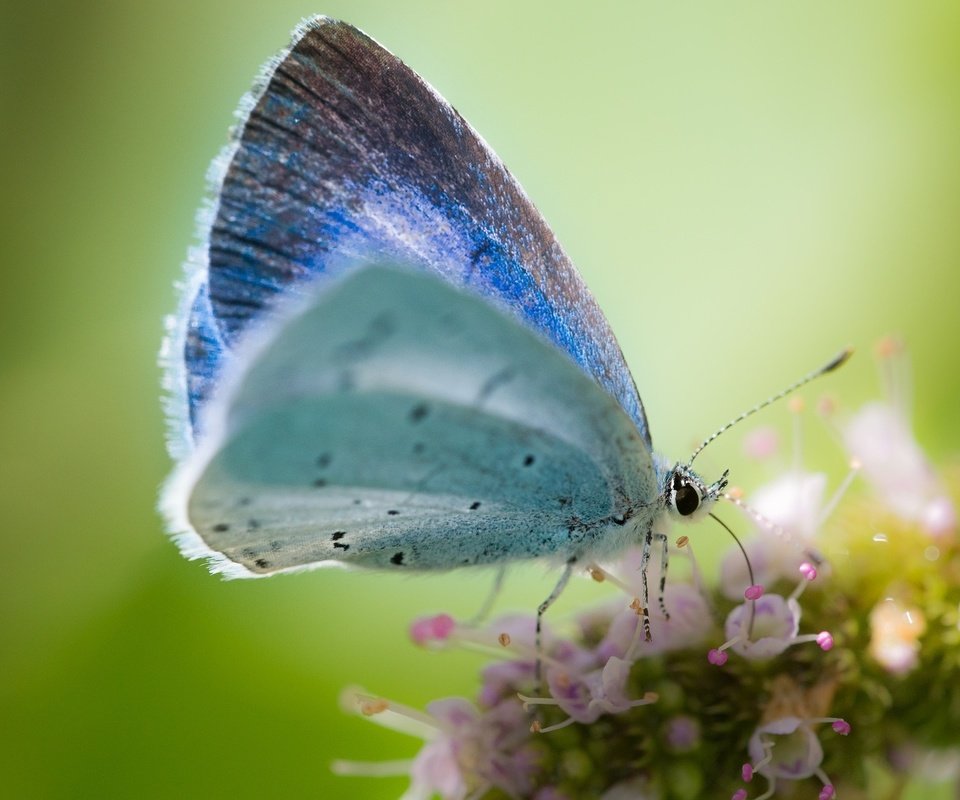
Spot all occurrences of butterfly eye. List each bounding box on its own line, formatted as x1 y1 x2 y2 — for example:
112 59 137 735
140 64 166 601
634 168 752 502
674 482 701 516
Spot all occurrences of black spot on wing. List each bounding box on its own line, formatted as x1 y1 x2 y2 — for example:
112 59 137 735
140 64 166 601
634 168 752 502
391 552 404 565
333 541 349 551
316 453 332 468
331 531 346 541
313 478 327 487
409 403 429 423
387 510 399 516
523 454 535 467
254 558 270 569
213 523 230 532
469 501 481 510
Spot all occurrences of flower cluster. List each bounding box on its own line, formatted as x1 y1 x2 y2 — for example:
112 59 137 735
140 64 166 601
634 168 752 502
337 339 959 799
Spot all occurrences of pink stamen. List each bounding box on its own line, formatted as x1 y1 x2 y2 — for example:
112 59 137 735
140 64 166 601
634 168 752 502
819 785 835 800
409 613 456 646
832 719 851 736
708 648 728 666
732 790 748 800
744 584 765 601
741 763 754 782
816 631 834 651
799 562 818 581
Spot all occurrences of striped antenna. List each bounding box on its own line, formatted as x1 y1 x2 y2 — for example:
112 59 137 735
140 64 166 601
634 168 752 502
688 347 853 464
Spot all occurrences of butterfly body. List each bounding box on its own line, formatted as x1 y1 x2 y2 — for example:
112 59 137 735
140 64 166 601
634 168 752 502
163 17 721 582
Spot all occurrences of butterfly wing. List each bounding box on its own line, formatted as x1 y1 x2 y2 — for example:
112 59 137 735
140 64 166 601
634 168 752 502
165 266 656 577
172 16 649 448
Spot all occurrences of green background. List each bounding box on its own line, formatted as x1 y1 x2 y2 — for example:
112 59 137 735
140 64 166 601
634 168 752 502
2 1 958 797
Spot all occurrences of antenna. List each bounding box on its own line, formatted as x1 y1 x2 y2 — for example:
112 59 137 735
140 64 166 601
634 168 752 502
688 347 852 464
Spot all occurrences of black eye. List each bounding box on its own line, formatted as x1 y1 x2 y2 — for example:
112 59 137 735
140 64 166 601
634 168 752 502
674 483 700 516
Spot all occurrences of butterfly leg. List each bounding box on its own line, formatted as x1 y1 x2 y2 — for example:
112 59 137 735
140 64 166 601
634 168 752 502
534 557 576 694
638 529 653 642
655 532 670 620
464 565 507 627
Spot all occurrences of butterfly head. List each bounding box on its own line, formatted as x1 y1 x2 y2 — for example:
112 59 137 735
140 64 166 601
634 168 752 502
664 464 729 523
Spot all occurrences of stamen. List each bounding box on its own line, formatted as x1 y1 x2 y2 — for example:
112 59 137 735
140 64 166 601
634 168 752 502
409 613 456 646
625 599 650 661
708 648 729 666
331 759 415 777
815 767 837 800
587 562 636 595
537 717 579 734
789 396 805 475
341 688 441 737
816 459 861 527
675 536 708 598
831 719 851 735
745 585 765 601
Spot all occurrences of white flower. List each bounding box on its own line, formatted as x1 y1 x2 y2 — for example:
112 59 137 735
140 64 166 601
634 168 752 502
721 471 828 600
841 338 956 538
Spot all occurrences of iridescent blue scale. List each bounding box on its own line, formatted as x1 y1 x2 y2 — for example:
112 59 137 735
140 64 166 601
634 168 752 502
182 17 648 444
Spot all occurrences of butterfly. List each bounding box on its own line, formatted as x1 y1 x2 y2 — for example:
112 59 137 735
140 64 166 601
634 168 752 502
161 16 843 632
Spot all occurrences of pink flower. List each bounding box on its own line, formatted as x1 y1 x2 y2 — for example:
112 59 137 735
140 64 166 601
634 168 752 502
747 716 824 780
724 594 801 660
839 336 956 537
733 675 850 800
339 690 536 799
532 656 656 731
410 698 538 797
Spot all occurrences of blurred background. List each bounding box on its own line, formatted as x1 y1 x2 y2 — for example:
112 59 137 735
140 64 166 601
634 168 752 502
2 1 958 797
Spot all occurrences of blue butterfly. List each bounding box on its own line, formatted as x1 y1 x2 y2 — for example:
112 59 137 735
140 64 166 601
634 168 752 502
162 17 841 631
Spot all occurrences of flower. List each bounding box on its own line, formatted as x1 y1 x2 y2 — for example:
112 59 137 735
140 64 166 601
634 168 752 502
528 656 656 732
337 689 538 799
734 677 850 799
723 593 802 660
840 337 956 538
868 598 927 675
336 337 959 800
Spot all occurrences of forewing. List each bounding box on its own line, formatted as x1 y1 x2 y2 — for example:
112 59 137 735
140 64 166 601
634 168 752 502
178 16 648 444
166 266 656 577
